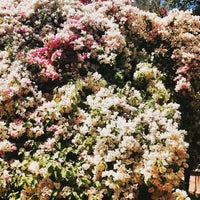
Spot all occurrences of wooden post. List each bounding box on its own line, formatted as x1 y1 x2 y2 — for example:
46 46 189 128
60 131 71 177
189 169 200 198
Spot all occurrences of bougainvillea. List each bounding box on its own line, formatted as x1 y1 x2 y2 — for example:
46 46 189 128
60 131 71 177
0 0 199 199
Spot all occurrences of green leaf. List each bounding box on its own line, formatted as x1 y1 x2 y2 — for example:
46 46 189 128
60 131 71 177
47 164 54 175
61 168 66 179
73 191 81 200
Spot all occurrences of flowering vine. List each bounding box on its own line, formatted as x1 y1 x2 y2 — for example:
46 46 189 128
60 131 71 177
0 0 199 199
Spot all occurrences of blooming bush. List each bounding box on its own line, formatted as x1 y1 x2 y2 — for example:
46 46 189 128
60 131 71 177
0 0 199 199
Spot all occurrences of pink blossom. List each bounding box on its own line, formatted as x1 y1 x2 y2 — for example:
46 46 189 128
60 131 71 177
77 53 88 62
38 47 48 54
48 38 61 49
45 138 55 149
174 75 191 92
68 19 84 30
18 12 25 17
51 49 62 62
9 159 14 164
14 27 26 34
0 150 4 156
9 132 18 138
2 170 11 182
73 116 83 125
13 119 22 125
11 146 17 152
17 51 25 59
176 66 189 74
180 84 188 90
6 88 13 95
47 125 59 132
79 0 91 4
43 69 59 80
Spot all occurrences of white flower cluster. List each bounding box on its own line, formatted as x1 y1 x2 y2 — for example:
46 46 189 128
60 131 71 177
73 72 189 199
134 62 170 103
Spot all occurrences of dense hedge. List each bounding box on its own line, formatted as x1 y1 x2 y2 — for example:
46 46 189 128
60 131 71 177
0 0 199 199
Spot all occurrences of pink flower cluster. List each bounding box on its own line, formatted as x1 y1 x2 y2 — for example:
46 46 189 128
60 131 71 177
26 30 89 81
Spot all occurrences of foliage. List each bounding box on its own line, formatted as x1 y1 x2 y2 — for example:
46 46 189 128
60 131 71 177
133 0 161 12
133 0 200 15
162 0 200 14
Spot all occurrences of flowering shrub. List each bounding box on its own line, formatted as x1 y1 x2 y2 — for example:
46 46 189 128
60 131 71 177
0 0 199 199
